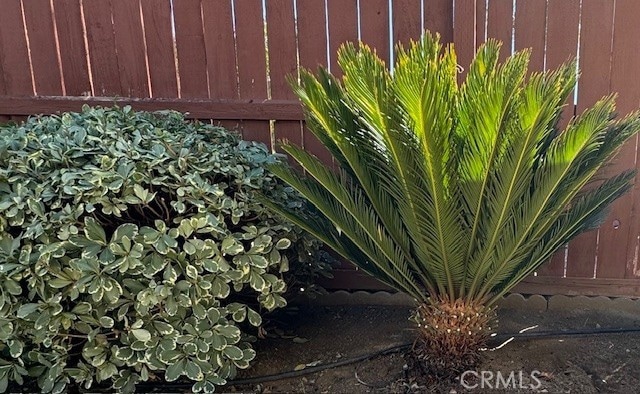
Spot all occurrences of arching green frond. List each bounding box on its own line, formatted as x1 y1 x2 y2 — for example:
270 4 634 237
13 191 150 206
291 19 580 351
486 170 636 305
464 61 580 298
258 195 402 292
337 42 432 288
392 34 466 298
266 154 424 299
459 47 532 296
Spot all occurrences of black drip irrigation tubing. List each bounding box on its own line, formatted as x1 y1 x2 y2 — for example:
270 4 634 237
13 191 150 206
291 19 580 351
493 326 640 339
134 326 640 391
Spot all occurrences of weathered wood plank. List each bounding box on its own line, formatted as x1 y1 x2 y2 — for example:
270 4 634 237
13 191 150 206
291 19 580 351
53 0 92 96
233 0 270 144
0 0 34 95
112 0 150 97
140 0 179 97
173 0 208 98
0 96 304 120
266 0 302 152
22 1 64 95
598 0 640 279
82 0 121 95
360 0 390 65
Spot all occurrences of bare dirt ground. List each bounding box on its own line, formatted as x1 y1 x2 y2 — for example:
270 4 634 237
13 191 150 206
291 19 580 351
225 302 640 393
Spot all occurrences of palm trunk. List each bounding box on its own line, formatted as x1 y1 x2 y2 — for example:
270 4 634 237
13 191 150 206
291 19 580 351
412 296 496 377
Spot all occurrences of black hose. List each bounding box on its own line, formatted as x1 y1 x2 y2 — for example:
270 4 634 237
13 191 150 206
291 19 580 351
134 325 640 391
228 342 411 386
134 343 411 392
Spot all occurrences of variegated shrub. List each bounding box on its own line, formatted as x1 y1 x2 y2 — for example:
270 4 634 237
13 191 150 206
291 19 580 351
0 106 328 393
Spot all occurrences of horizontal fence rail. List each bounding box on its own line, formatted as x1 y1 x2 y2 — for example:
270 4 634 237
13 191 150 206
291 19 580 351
1 0 640 297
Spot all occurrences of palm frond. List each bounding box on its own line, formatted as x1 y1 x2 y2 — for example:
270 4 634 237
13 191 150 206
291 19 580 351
486 169 635 305
391 34 467 298
266 155 425 300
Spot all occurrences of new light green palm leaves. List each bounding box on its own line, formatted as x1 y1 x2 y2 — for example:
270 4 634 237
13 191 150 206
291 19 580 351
265 33 639 309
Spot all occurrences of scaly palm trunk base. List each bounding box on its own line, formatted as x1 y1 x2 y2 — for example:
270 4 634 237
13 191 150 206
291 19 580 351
412 296 496 377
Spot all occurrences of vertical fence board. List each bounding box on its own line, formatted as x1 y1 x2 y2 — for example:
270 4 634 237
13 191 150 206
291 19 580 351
545 0 580 70
297 0 331 163
297 0 328 70
540 0 578 161
424 0 453 44
22 1 64 95
266 0 302 152
597 0 640 279
233 0 270 145
53 0 92 96
596 0 639 279
536 0 580 277
486 0 513 60
266 1 297 101
360 0 390 66
393 0 422 48
140 0 178 97
233 0 267 100
173 0 208 98
453 0 477 78
514 0 546 72
566 0 615 278
202 0 237 132
202 0 237 99
0 56 5 102
83 0 121 95
112 0 149 97
0 31 6 120
0 0 33 95
327 0 358 77
618 3 640 280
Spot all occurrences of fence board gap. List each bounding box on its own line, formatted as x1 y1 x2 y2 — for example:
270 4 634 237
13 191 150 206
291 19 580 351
475 0 487 47
297 0 332 164
536 0 581 277
140 0 178 98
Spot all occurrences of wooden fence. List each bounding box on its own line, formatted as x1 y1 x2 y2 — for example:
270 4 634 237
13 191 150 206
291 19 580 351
1 0 640 297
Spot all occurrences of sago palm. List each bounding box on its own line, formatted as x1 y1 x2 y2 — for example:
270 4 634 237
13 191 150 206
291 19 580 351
262 32 640 373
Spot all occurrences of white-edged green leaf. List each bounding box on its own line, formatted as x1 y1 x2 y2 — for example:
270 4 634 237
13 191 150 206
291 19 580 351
131 328 151 342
